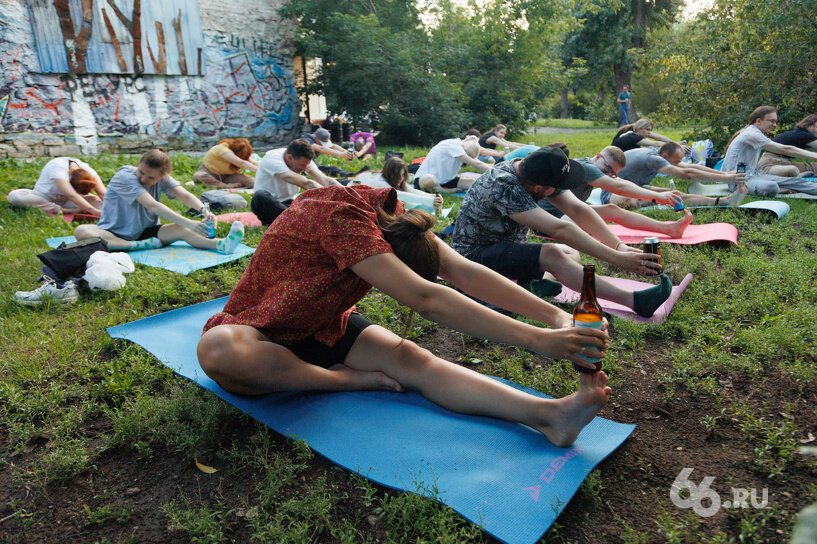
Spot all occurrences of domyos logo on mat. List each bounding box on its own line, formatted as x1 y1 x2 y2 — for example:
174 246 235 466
522 445 583 502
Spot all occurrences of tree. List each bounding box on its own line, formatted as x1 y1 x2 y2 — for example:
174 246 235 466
645 0 817 148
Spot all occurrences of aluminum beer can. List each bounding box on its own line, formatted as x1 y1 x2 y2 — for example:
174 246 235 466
643 237 661 265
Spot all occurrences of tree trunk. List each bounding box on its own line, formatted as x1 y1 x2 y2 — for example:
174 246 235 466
560 88 569 119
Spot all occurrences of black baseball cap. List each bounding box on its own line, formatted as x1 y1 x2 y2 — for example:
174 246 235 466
519 147 585 190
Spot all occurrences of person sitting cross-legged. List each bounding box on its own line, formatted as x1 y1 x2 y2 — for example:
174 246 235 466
193 138 258 189
74 149 244 253
198 183 612 448
452 146 673 317
8 156 106 216
414 137 491 194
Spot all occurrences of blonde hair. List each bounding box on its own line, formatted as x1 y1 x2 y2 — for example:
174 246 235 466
601 145 626 168
461 138 479 159
619 118 654 134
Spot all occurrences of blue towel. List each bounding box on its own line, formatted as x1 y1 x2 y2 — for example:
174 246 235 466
108 298 635 544
46 236 254 275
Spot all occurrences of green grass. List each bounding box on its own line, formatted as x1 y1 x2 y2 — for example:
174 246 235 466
534 118 601 129
1 135 815 542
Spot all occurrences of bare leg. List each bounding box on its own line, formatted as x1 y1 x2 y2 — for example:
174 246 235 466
74 224 133 250
157 223 219 250
593 204 694 238
198 324 402 395
343 326 612 447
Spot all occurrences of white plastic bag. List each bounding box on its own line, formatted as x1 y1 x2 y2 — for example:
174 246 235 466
87 251 134 273
83 251 135 291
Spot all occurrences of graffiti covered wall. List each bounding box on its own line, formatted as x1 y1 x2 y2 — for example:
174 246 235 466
0 0 300 157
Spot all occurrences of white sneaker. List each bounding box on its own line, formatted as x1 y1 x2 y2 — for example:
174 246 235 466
14 277 79 306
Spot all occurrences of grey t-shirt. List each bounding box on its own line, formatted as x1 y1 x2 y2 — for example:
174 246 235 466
722 125 771 176
452 160 557 254
98 165 180 240
539 157 600 218
600 147 670 204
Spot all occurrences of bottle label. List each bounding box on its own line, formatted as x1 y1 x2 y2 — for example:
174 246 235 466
573 318 602 363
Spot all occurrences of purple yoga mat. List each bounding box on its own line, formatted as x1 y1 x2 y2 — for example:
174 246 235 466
553 273 694 323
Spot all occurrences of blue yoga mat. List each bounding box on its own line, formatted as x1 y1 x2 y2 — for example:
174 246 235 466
639 200 790 219
46 236 255 275
107 298 635 544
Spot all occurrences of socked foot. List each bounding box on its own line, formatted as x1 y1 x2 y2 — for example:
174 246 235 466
632 273 672 317
533 371 611 447
328 364 404 392
720 185 749 207
665 209 694 238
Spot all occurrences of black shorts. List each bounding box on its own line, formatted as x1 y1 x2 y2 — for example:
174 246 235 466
136 225 162 240
282 313 373 368
464 242 542 281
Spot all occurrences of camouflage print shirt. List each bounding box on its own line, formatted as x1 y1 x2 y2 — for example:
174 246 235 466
451 160 562 254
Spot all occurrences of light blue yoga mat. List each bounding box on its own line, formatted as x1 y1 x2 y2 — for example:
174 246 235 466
46 236 255 275
107 298 636 544
587 188 789 218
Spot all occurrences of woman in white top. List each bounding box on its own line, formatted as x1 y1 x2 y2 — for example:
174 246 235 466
723 106 817 196
8 157 106 215
351 157 443 213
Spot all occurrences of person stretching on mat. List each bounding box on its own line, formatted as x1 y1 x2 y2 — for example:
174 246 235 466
198 183 611 448
8 156 106 216
350 156 444 213
755 114 817 177
74 149 244 253
193 138 258 189
612 118 690 154
723 106 817 196
605 142 747 209
414 136 491 194
452 147 673 316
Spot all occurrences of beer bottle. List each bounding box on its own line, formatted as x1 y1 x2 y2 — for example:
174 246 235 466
572 264 604 373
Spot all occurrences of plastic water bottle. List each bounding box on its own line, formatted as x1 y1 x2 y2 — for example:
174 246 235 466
668 180 684 211
201 202 216 238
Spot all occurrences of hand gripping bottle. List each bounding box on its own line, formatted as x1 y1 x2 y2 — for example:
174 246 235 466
572 264 604 373
668 180 684 211
201 202 216 238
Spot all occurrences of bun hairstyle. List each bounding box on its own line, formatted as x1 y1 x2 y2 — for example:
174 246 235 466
140 148 172 173
376 207 439 282
69 168 96 194
220 137 253 160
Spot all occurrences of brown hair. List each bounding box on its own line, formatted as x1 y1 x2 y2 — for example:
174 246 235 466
659 141 683 158
376 207 439 282
220 138 253 160
725 106 777 153
381 157 409 191
601 145 626 167
462 128 481 139
140 148 172 173
795 114 817 131
69 168 95 194
286 138 316 160
547 142 570 158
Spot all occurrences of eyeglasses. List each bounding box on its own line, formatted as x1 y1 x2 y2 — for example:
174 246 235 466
598 155 617 178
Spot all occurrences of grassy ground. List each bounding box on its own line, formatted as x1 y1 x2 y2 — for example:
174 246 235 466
533 118 601 129
1 134 815 543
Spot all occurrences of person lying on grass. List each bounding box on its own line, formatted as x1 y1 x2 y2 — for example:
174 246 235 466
604 142 747 209
193 138 258 189
198 184 610 448
74 149 244 253
452 146 673 317
8 156 106 216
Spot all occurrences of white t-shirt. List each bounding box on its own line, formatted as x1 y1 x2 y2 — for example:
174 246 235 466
34 157 98 200
723 125 771 176
255 148 321 200
415 139 468 183
354 172 436 211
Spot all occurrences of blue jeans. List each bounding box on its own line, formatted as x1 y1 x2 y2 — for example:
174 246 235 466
617 105 628 127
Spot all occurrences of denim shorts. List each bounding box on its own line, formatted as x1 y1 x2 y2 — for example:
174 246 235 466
464 241 542 281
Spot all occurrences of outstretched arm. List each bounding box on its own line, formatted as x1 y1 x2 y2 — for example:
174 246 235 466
221 150 258 173
593 175 682 206
458 154 492 172
51 177 103 214
350 252 608 367
762 141 817 162
137 189 209 237
658 164 745 184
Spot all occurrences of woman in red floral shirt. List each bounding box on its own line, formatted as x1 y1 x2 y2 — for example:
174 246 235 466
198 184 611 447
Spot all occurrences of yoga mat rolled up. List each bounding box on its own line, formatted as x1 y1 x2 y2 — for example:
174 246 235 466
107 299 636 544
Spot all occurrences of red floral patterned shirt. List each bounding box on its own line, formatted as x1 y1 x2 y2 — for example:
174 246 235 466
203 185 403 346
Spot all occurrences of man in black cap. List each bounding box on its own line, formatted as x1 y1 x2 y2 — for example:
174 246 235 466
452 147 673 317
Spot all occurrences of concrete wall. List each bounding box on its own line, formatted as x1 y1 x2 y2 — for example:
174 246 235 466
0 0 301 158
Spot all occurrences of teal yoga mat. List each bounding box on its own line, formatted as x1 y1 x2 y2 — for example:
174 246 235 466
107 298 636 544
45 236 254 275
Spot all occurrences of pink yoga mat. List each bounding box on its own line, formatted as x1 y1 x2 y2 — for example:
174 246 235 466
606 223 738 246
216 211 262 228
45 210 100 223
553 273 694 323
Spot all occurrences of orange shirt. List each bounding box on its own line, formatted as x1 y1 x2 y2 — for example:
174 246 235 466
202 143 239 175
204 185 403 346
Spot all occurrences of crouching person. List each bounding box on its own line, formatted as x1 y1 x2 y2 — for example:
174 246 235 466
75 149 244 253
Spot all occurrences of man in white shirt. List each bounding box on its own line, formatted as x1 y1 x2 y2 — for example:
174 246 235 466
414 137 491 193
251 139 340 225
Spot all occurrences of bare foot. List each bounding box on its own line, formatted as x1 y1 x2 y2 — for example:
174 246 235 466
665 209 694 238
532 371 612 447
720 185 748 207
328 364 404 392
